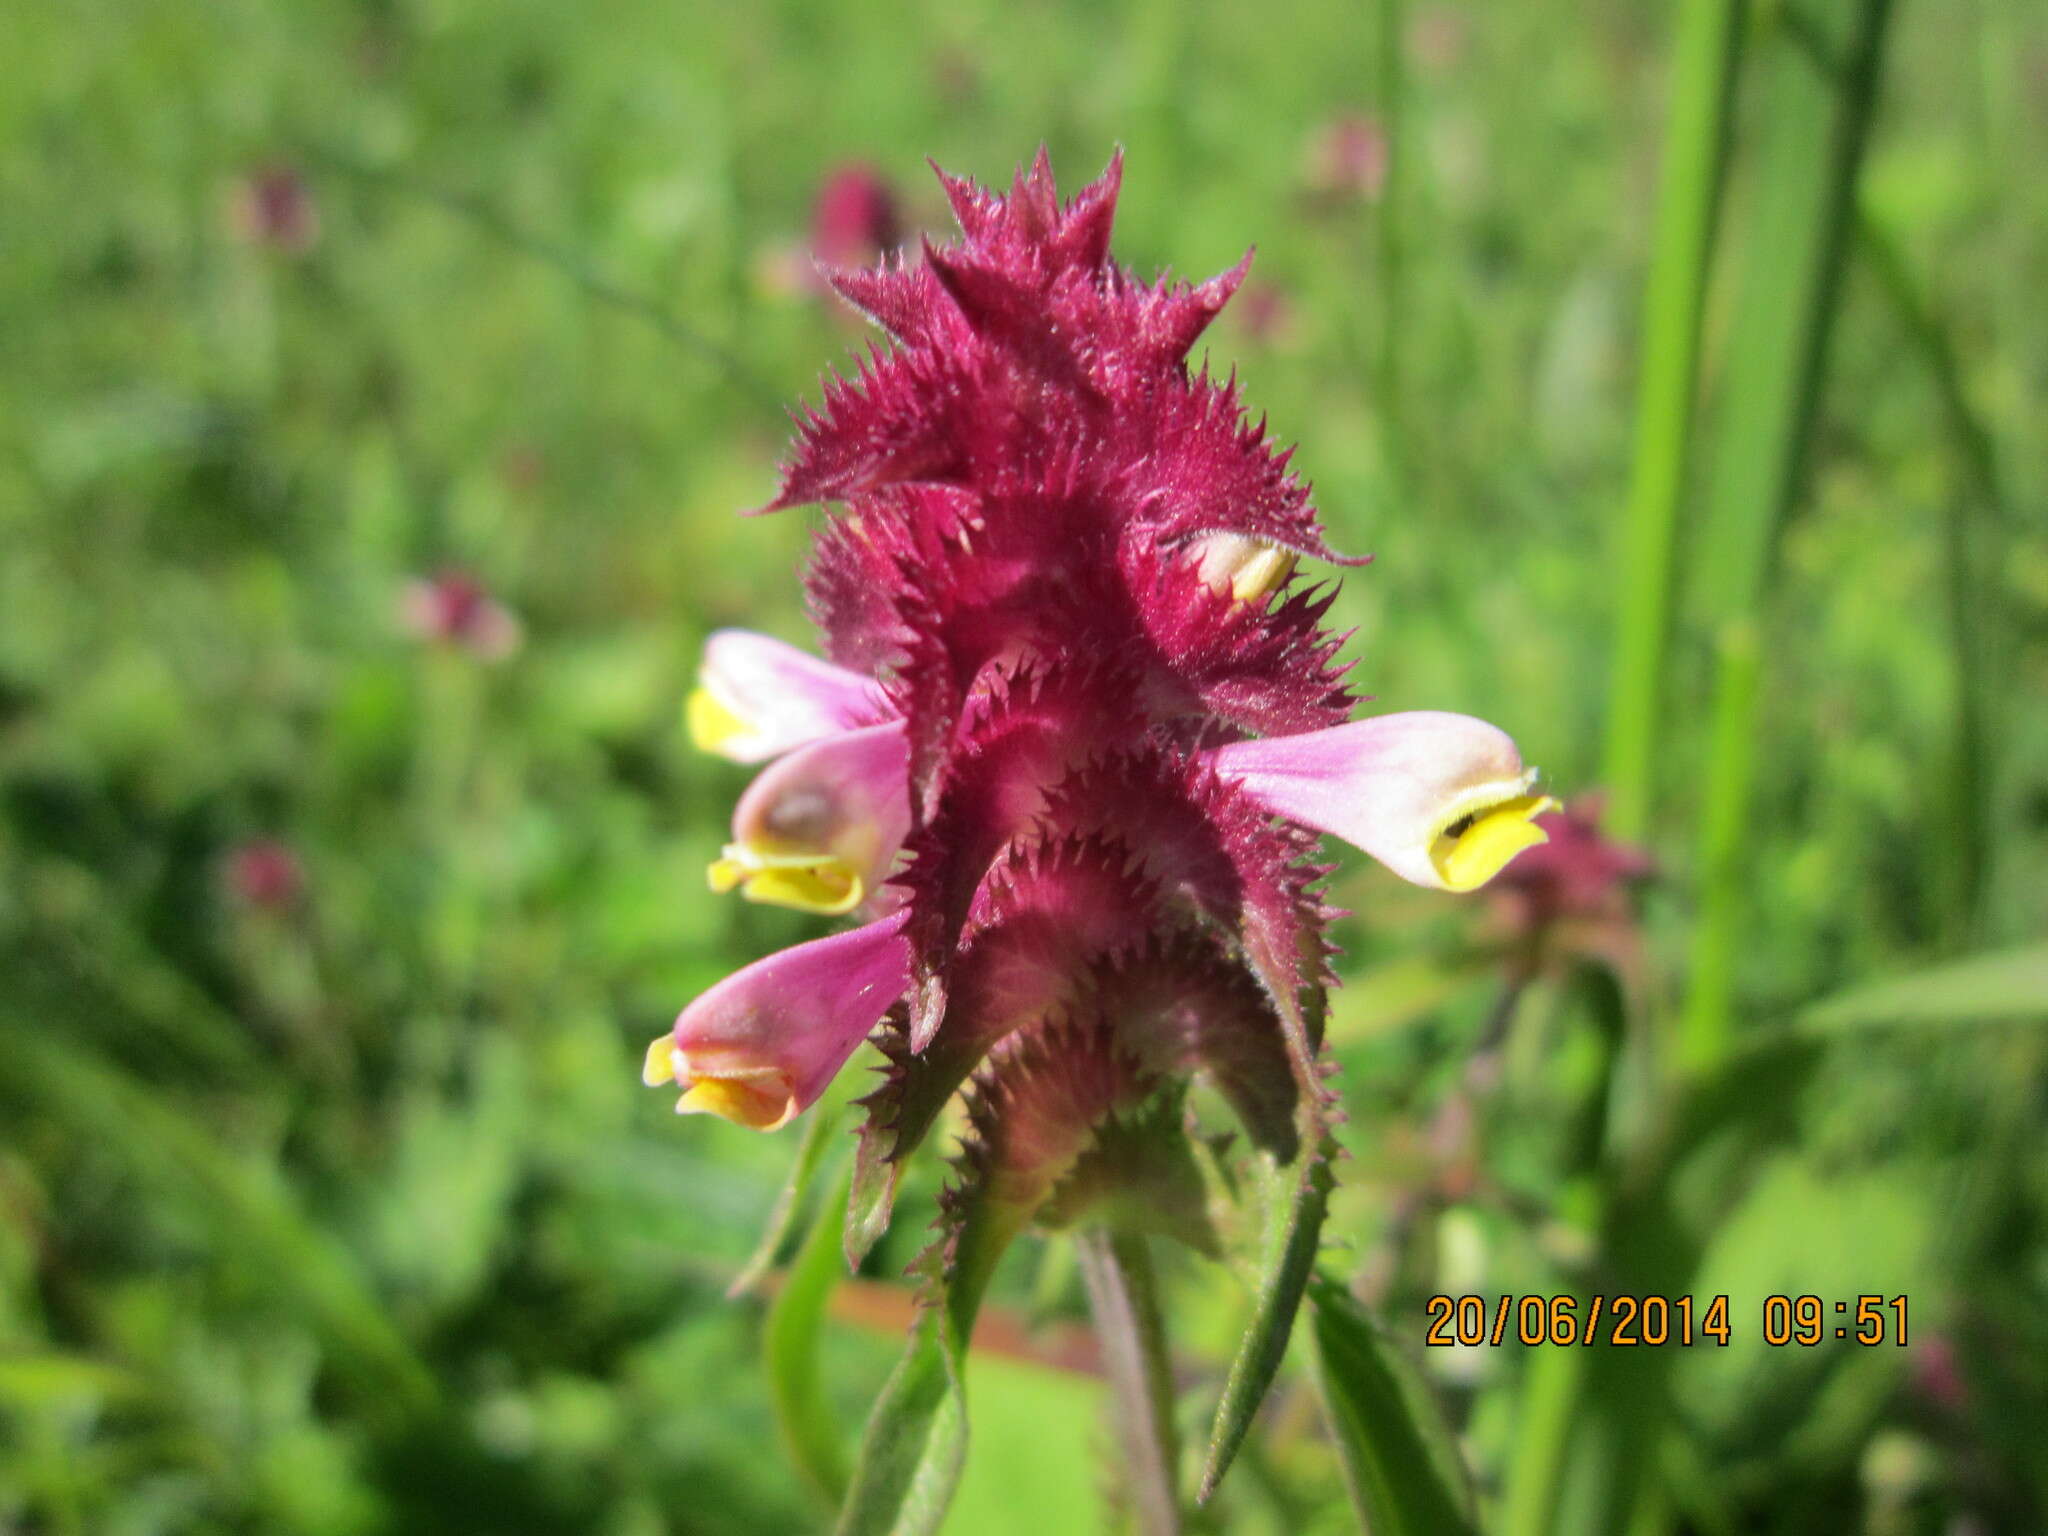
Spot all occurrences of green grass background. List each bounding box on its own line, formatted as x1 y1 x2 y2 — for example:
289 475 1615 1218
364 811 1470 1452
2 0 2044 1530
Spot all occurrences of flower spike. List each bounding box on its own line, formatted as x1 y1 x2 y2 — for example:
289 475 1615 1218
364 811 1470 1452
659 150 1558 1524
687 628 889 763
1207 711 1556 892
643 912 910 1131
708 721 912 915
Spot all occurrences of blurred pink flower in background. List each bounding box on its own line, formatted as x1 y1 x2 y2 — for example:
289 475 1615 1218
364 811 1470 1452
1488 794 1655 938
809 162 904 269
1409 5 1471 72
399 571 522 661
1233 282 1297 348
229 163 320 255
1909 1334 1971 1417
1304 114 1390 203
756 162 908 300
223 840 304 910
1483 793 1654 1004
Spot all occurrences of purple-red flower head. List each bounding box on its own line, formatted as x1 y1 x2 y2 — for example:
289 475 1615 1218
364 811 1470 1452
655 150 1551 1153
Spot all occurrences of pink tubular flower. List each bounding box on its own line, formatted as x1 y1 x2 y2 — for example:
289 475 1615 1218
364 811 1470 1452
708 720 911 914
686 627 889 763
1206 712 1554 892
644 913 910 1130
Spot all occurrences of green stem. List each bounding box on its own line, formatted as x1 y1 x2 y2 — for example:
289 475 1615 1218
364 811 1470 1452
1679 619 1760 1071
1076 1228 1182 1536
1599 0 1743 840
1681 0 1895 1072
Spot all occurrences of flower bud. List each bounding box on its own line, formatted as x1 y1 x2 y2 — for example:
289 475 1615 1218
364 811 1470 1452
1190 532 1298 604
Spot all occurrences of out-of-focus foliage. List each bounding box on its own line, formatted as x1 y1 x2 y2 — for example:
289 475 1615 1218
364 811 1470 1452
1 0 2043 1531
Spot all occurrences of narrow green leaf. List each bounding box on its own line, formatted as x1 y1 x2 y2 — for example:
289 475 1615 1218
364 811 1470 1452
732 1094 844 1296
1680 0 1897 1070
1305 1277 1478 1536
1797 944 2048 1031
1601 0 1744 839
1198 1140 1333 1502
835 1311 968 1536
766 1168 854 1504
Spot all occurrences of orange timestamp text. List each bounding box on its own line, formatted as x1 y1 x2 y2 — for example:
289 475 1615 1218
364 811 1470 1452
1426 1294 1732 1347
1426 1293 1911 1347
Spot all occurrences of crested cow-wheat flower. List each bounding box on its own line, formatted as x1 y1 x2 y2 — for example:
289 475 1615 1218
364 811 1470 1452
646 148 1552 1517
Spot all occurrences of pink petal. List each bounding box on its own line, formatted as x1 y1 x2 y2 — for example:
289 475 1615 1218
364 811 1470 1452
690 629 892 763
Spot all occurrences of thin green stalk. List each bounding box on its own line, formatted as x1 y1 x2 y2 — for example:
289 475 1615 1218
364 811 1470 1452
1599 0 1743 840
1680 0 1895 1072
1499 1344 1588 1536
300 142 783 413
1075 1228 1182 1536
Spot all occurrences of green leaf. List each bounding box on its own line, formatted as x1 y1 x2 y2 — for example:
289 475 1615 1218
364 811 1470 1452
1305 1277 1479 1536
766 1168 853 1504
1797 943 2048 1031
835 1311 968 1536
1198 1139 1333 1502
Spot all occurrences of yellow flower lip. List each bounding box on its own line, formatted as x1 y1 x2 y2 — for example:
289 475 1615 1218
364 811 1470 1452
641 1035 796 1130
708 845 866 915
686 686 751 756
1428 780 1558 892
676 1076 795 1131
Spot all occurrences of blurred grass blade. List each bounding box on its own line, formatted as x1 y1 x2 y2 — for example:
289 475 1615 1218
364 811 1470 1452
1198 1141 1334 1501
766 1168 854 1504
835 1311 969 1536
1304 1277 1478 1536
1677 617 1760 1069
1855 206 2007 946
1680 0 1897 1071
732 1095 846 1297
1601 0 1744 839
1798 944 2048 1031
1373 0 1408 443
0 1024 436 1421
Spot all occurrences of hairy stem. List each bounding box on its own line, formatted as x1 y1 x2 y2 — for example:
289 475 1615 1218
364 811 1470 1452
1076 1227 1183 1536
